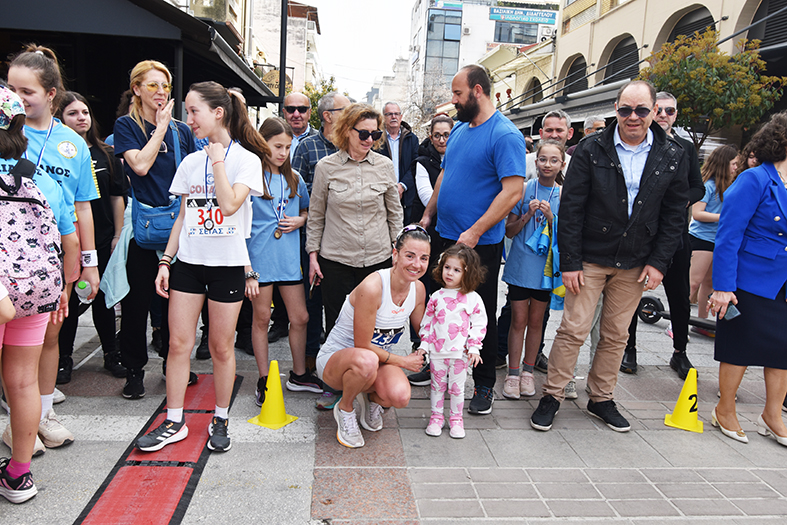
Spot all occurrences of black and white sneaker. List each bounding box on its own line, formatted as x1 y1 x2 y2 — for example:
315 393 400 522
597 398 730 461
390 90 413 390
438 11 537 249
0 458 37 504
136 419 188 452
587 399 630 432
286 370 323 393
531 394 560 431
407 363 431 387
207 416 231 452
468 386 494 415
123 369 145 400
255 376 268 407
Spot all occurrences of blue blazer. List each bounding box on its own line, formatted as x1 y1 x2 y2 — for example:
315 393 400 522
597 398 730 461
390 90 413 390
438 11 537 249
713 162 787 299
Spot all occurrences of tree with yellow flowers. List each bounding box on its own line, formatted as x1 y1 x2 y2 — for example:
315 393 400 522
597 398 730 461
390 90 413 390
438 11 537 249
638 29 787 151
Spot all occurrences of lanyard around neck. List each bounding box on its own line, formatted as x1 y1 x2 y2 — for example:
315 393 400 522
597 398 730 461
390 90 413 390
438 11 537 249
267 171 286 222
203 141 233 207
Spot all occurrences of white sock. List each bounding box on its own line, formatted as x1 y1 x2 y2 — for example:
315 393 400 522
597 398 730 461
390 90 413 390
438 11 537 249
41 394 54 420
167 408 183 423
214 406 229 419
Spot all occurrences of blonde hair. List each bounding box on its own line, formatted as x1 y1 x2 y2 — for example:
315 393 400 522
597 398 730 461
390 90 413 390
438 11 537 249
330 103 383 152
128 60 173 133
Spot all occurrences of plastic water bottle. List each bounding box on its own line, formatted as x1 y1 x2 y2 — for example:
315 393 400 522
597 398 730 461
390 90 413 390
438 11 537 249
75 280 93 305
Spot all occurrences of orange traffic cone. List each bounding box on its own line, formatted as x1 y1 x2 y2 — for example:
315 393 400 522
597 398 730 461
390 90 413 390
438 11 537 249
248 360 298 429
664 367 703 433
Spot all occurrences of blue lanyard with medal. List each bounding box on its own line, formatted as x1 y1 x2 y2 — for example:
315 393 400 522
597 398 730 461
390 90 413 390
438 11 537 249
532 182 557 226
267 171 286 239
202 141 232 231
23 118 55 173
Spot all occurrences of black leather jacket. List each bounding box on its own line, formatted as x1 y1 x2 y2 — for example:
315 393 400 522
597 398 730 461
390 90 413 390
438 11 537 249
558 122 689 275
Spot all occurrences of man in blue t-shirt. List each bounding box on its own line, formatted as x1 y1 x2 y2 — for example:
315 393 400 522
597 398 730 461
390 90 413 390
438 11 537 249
420 64 527 415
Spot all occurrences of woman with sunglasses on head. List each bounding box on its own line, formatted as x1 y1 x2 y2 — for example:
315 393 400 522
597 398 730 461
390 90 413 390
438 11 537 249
113 60 196 400
306 103 404 337
317 225 429 447
56 91 129 383
6 44 101 451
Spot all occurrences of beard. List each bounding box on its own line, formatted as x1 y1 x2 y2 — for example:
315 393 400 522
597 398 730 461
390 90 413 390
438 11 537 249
455 93 480 123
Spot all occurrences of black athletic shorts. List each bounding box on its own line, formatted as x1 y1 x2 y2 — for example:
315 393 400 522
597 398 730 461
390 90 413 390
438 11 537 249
169 260 245 303
508 284 550 303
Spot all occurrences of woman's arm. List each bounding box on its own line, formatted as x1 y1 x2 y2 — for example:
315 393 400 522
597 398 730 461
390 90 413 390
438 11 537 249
121 100 174 177
75 201 100 300
110 196 125 252
155 197 186 298
691 201 719 223
383 166 404 237
415 162 433 207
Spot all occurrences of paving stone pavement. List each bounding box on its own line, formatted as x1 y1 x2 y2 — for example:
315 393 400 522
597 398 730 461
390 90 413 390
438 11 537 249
2 282 786 523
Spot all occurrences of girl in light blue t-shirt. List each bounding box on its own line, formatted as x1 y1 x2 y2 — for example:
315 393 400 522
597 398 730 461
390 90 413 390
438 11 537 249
689 145 738 324
501 139 563 400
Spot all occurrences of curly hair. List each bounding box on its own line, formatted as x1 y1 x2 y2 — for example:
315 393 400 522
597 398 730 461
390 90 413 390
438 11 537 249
701 145 738 201
747 111 787 164
432 244 487 295
330 103 383 152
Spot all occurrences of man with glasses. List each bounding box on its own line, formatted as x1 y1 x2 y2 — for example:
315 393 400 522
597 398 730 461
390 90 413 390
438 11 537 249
377 102 419 224
530 80 689 433
620 91 705 378
283 92 316 159
420 65 527 415
566 115 606 156
292 91 350 377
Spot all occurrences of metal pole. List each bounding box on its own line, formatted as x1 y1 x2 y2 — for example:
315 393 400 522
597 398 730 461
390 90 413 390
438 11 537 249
174 41 184 120
278 0 288 111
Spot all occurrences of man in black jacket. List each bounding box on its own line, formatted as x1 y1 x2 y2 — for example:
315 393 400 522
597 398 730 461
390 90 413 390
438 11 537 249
378 102 419 224
530 80 689 433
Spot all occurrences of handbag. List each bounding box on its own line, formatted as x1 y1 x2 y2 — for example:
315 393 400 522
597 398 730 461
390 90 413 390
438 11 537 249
132 120 183 250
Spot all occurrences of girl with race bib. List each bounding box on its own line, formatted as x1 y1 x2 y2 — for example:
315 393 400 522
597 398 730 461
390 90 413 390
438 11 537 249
135 81 265 454
245 117 320 408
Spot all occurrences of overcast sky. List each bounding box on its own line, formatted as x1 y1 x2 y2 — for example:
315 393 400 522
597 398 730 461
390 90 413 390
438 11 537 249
304 0 414 100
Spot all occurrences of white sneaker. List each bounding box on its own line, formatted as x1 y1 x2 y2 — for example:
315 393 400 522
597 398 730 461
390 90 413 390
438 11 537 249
38 409 74 448
53 388 66 405
502 375 520 399
564 379 578 400
333 404 364 448
449 417 465 439
3 424 46 457
356 392 383 432
425 414 444 437
520 372 536 397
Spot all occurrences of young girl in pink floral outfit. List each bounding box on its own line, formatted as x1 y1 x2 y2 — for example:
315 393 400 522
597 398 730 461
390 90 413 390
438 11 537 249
419 244 487 438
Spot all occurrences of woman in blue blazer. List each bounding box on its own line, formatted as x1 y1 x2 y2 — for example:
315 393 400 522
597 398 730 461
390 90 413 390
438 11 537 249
709 112 787 447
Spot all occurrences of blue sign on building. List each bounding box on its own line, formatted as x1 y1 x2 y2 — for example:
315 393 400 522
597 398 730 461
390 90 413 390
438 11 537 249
489 7 557 25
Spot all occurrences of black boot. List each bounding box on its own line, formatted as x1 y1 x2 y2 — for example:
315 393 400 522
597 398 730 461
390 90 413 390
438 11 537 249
56 356 73 384
195 329 210 360
620 346 637 374
103 350 128 378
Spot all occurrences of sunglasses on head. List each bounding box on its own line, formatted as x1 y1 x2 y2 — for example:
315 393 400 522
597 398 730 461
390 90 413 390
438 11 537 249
617 106 653 118
143 82 172 93
284 105 309 114
657 106 677 116
353 127 383 141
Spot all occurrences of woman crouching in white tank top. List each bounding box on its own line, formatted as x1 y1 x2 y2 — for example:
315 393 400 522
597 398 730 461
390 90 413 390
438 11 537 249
317 225 430 448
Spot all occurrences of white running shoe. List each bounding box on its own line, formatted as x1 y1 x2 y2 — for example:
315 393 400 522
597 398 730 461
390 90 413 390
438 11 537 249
502 375 521 399
53 388 66 405
356 392 383 432
38 409 74 448
520 372 536 397
333 404 364 448
3 424 46 457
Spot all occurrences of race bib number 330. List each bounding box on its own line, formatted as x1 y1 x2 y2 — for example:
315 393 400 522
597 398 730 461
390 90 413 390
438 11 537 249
185 198 238 236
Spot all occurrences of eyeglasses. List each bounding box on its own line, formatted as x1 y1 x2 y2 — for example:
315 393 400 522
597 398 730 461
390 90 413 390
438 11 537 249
143 82 172 93
617 106 653 118
537 157 563 166
394 224 430 245
384 112 402 118
284 105 310 114
656 106 677 116
431 132 450 141
353 128 383 141
592 125 606 132
325 107 346 113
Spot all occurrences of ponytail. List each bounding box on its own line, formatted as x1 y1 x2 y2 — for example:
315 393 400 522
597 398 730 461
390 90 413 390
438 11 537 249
10 44 65 112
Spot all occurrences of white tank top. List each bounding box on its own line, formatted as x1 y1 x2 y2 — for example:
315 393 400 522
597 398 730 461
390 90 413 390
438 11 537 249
319 268 417 357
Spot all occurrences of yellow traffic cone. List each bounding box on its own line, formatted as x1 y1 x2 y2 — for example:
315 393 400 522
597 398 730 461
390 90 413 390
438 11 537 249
664 367 703 433
248 360 298 429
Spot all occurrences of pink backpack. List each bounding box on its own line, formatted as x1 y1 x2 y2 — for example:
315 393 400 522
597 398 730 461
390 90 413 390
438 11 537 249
0 159 63 319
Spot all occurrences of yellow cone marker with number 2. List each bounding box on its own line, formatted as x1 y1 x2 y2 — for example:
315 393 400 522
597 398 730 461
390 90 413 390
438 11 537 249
664 367 703 433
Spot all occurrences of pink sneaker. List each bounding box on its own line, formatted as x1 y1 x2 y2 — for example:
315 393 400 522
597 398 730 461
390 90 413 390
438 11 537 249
425 413 444 437
520 372 536 397
449 416 465 439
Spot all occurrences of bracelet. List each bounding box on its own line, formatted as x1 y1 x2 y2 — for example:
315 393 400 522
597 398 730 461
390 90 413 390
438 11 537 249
158 259 171 268
161 253 174 261
81 250 98 267
212 160 225 167
384 352 391 364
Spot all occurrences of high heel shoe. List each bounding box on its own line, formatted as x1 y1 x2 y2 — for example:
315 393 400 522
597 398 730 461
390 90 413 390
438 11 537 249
710 408 748 443
757 415 787 447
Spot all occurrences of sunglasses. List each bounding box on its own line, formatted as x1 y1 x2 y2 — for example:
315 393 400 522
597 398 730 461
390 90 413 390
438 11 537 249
143 82 173 93
284 105 310 114
617 106 653 118
656 107 677 116
353 128 383 141
431 132 450 141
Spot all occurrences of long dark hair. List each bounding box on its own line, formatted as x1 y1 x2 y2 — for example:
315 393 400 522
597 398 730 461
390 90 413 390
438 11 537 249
701 145 738 202
258 117 300 200
188 81 270 180
56 91 115 178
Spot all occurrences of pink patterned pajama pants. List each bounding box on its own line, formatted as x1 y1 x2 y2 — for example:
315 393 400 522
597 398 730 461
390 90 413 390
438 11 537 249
429 357 469 422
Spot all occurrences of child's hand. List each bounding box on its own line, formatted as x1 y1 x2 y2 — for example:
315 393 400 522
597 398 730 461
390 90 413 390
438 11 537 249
539 200 553 221
468 353 482 367
528 199 540 214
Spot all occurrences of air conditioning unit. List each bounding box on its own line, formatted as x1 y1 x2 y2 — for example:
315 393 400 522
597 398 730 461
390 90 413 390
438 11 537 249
463 26 471 36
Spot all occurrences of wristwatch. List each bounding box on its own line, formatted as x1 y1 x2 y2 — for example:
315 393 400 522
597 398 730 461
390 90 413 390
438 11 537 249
244 270 260 280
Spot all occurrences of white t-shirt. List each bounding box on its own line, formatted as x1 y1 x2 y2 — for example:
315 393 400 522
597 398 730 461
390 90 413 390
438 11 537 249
169 143 265 267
